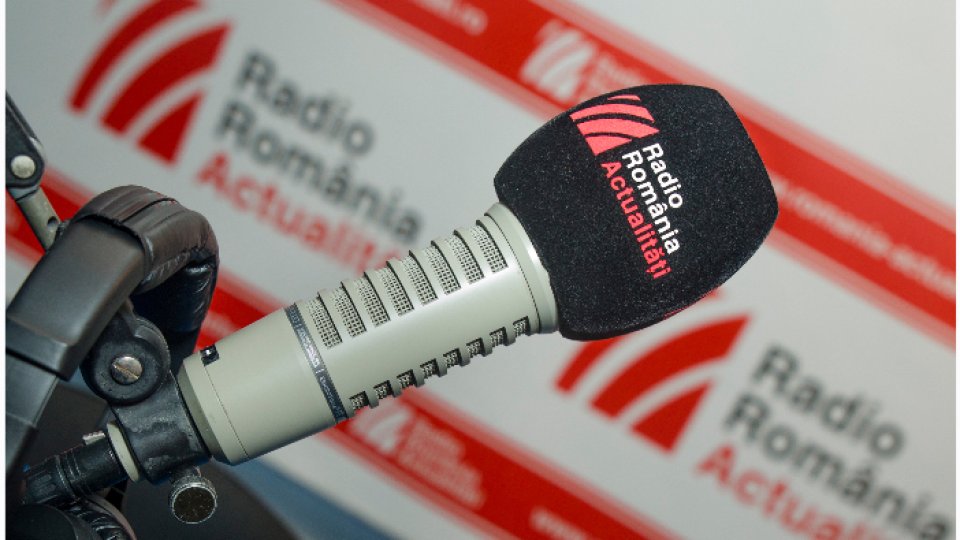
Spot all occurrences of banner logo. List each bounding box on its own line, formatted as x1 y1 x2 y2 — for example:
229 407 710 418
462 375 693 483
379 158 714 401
520 21 597 102
557 316 748 452
569 94 658 155
69 0 230 164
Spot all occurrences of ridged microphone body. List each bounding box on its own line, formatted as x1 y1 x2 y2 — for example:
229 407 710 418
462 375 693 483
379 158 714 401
176 204 556 464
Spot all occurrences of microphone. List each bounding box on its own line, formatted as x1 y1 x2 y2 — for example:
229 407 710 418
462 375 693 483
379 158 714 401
166 85 778 465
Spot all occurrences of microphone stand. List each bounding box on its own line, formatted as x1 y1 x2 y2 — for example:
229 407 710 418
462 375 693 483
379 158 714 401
5 94 239 536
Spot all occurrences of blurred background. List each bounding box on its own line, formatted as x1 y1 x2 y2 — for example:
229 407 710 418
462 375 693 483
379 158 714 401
6 1 954 538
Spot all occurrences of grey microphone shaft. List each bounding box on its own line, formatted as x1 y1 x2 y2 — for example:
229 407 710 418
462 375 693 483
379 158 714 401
174 203 557 464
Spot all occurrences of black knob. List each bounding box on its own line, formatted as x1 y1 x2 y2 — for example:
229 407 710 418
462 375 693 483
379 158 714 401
168 467 217 524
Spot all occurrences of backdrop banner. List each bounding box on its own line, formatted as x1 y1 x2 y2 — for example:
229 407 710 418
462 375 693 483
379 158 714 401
7 1 954 539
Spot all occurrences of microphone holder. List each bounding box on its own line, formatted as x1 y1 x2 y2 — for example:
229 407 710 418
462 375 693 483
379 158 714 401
6 94 224 535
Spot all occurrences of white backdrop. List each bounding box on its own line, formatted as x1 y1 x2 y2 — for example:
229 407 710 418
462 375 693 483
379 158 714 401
6 1 954 539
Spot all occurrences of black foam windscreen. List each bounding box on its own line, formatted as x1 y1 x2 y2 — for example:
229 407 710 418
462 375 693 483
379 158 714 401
494 85 777 340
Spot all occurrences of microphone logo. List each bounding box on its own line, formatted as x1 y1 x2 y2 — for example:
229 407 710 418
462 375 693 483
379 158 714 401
569 94 659 156
69 0 231 164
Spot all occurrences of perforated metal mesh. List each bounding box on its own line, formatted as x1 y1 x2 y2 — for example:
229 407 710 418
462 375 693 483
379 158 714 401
467 339 483 358
350 392 369 411
332 287 365 337
401 256 437 304
339 217 539 414
443 350 461 368
356 277 389 326
490 328 507 348
425 246 460 294
421 359 439 379
375 266 413 315
470 225 507 272
514 317 530 337
351 323 530 413
307 298 341 348
397 370 415 388
447 234 483 283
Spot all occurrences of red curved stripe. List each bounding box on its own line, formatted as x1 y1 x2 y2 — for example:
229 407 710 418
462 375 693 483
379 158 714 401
102 24 228 133
576 118 658 139
71 0 199 111
608 94 641 101
556 335 627 392
632 382 710 451
138 92 202 163
556 293 724 392
570 103 654 122
592 317 747 417
585 135 631 155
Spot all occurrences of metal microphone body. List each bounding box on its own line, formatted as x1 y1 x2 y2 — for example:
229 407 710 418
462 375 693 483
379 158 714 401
175 203 557 464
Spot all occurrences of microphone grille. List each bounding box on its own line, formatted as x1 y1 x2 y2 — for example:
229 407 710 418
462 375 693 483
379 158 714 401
374 382 391 399
397 370 415 389
425 246 461 294
467 338 483 358
468 225 507 272
443 349 462 368
306 222 544 416
514 317 530 337
355 277 390 327
490 328 507 347
350 393 369 410
306 297 342 348
446 235 483 283
401 255 438 304
372 266 414 315
331 286 366 338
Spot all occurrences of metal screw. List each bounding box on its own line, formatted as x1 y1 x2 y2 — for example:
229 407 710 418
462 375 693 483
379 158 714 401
81 431 106 446
10 155 36 179
110 356 143 385
169 467 217 524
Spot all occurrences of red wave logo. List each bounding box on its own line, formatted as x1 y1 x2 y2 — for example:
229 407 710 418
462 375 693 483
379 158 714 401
70 0 230 164
557 316 748 452
569 94 659 156
520 20 597 102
